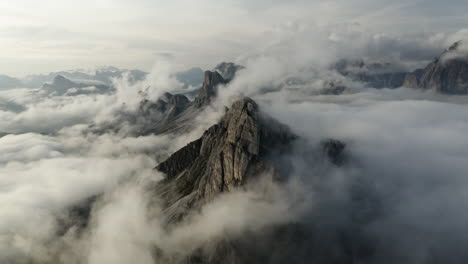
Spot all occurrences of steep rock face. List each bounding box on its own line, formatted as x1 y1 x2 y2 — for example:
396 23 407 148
113 70 228 136
213 62 243 82
63 96 361 264
155 97 295 222
135 92 191 134
403 41 468 94
194 71 227 107
149 100 372 264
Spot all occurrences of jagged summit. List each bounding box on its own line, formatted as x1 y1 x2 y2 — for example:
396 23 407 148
194 71 227 107
129 70 229 135
403 41 468 94
154 97 296 222
138 92 190 123
213 62 243 82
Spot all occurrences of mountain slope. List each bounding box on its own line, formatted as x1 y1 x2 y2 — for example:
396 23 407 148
403 41 468 94
154 97 296 223
117 70 227 136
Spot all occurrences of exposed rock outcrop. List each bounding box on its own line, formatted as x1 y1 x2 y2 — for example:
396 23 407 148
194 71 227 107
213 62 243 82
403 41 468 94
63 96 359 264
105 69 228 136
154 97 296 222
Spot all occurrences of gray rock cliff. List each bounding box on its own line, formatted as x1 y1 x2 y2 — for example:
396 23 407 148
155 97 296 222
403 41 468 94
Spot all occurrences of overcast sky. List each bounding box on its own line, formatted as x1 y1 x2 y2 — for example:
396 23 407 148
1 0 467 76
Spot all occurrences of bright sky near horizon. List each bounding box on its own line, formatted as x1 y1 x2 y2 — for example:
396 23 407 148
1 0 467 76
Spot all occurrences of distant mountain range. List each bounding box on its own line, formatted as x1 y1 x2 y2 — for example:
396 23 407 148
5 41 468 96
0 66 145 90
403 41 468 94
41 75 113 96
0 66 205 91
92 63 243 136
330 41 468 94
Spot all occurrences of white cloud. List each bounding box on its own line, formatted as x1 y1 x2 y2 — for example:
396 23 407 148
1 0 467 76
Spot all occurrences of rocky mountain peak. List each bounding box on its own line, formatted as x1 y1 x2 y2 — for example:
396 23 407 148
154 97 295 222
213 62 243 82
203 70 225 87
448 40 462 52
403 42 468 94
194 71 226 107
138 92 191 125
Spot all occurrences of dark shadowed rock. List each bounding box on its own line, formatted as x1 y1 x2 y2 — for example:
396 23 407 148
94 63 243 136
321 139 347 166
134 92 191 134
213 62 244 82
403 41 468 94
129 71 226 135
62 94 378 264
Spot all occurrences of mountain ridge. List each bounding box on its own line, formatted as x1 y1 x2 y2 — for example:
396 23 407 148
403 41 468 93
